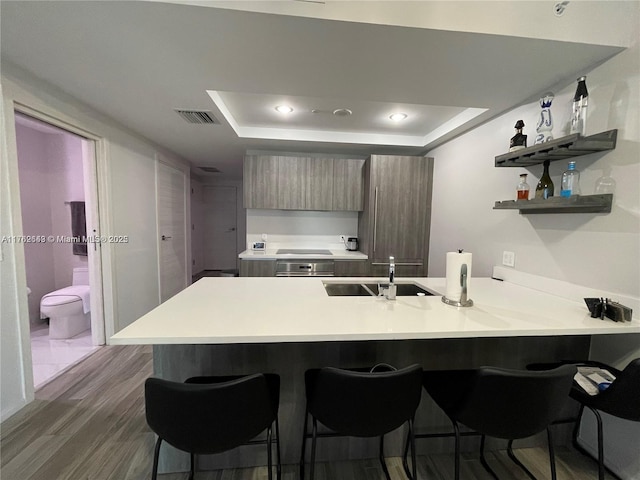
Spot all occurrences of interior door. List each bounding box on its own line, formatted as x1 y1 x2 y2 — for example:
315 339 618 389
203 186 237 270
156 161 188 302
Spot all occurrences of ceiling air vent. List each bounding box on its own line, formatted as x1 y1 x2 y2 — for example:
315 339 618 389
197 166 221 174
175 109 219 125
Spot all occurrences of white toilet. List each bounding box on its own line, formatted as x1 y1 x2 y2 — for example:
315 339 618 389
40 267 91 339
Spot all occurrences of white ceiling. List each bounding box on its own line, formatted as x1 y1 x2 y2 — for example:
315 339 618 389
0 1 631 180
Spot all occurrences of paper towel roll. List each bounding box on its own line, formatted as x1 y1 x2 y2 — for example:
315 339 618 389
445 251 472 302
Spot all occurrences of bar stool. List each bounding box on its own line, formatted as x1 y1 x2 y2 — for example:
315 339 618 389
529 358 640 480
299 364 423 480
418 365 576 480
145 373 281 480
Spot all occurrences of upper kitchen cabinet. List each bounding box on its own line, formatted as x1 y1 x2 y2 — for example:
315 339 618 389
244 155 279 209
358 155 433 276
333 158 365 211
243 155 364 211
277 156 334 210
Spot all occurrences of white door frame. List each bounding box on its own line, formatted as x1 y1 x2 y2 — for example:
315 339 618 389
12 102 113 345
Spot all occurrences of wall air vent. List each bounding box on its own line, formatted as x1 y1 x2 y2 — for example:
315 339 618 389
175 109 220 124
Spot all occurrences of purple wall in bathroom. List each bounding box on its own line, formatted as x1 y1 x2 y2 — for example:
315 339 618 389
16 120 87 324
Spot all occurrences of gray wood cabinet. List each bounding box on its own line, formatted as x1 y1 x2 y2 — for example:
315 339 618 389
243 155 278 209
333 158 364 211
277 157 334 210
334 260 369 277
358 155 433 276
243 155 363 211
239 259 276 277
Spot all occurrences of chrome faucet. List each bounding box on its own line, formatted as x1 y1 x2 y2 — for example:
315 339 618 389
389 256 395 285
380 256 397 300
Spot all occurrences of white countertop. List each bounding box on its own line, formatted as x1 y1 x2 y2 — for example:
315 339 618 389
110 277 640 345
239 248 368 260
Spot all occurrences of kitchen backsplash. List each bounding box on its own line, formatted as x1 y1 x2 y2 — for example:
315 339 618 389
246 209 358 249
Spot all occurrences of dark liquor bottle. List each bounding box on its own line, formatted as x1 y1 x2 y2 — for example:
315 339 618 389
535 160 554 199
517 174 530 200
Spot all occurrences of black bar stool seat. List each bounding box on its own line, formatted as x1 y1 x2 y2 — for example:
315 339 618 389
145 373 281 480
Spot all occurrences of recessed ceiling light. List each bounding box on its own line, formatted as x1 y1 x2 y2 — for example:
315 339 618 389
332 108 353 117
275 105 293 114
389 113 408 122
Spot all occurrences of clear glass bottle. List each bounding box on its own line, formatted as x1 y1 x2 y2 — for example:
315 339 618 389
535 160 554 199
560 161 581 197
517 173 530 200
570 76 589 136
595 175 616 194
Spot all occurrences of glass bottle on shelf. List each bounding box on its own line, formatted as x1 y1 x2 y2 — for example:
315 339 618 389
517 173 530 200
595 175 616 194
560 161 581 197
535 160 554 199
570 76 589 136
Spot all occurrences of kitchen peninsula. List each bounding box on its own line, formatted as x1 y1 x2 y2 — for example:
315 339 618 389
111 273 639 473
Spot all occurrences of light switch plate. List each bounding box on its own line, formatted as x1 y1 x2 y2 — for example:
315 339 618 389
502 251 515 267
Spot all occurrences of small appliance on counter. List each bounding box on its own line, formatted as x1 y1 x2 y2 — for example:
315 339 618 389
346 237 359 251
251 241 266 252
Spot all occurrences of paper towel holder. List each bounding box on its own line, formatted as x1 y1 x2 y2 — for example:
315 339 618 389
442 296 474 307
442 262 474 307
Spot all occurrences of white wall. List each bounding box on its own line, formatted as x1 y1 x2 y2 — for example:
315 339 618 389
246 209 359 250
0 64 190 421
48 132 87 289
15 124 56 323
428 41 639 301
17 124 89 323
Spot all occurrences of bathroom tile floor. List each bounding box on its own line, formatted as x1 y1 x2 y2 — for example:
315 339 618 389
30 324 101 390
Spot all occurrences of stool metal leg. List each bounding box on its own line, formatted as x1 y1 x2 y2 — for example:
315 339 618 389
151 437 162 480
479 435 499 480
310 418 318 480
452 419 461 480
592 407 605 480
378 435 391 480
275 418 282 480
507 439 536 480
300 409 309 480
572 404 606 480
408 419 417 480
547 427 558 480
402 430 411 478
267 426 273 480
188 452 195 480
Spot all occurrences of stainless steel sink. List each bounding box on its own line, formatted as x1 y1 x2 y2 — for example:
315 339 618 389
364 283 434 297
323 283 374 296
323 282 434 297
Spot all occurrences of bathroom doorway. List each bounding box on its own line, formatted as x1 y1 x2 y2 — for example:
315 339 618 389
14 112 104 389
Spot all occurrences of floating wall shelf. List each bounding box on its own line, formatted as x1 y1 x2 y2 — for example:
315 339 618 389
495 130 618 167
493 194 613 214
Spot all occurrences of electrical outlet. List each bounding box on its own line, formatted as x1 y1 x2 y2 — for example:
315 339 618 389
261 233 268 241
502 251 515 267
339 235 346 244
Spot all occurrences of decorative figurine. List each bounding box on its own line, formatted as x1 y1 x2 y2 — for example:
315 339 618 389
535 92 554 145
509 120 527 152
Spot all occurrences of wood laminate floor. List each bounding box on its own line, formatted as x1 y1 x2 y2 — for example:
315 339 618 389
1 345 613 480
